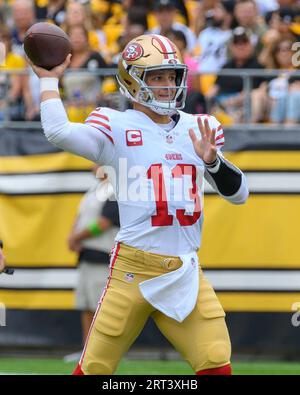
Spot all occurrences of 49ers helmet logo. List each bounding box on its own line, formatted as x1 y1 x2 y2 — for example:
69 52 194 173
122 43 144 61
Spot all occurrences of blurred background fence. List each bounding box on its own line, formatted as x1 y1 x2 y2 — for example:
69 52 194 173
2 68 300 126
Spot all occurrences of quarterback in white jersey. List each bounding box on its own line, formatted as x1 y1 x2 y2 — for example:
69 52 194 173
30 34 248 375
84 107 228 256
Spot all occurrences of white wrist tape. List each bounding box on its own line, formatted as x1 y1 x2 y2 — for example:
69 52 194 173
40 78 59 94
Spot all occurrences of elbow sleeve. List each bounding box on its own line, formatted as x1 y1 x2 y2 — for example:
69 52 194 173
205 157 249 204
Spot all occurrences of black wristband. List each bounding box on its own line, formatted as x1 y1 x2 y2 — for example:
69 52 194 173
204 157 219 167
204 156 221 172
206 158 242 196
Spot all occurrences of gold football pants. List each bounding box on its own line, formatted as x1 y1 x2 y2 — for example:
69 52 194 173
79 242 231 374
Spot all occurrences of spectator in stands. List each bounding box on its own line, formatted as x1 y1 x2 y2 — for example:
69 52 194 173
196 0 234 95
193 0 221 37
207 26 265 123
260 7 300 67
62 0 108 59
35 0 67 26
90 0 110 29
101 0 151 57
63 25 107 122
116 6 148 60
9 0 41 120
68 165 119 344
255 0 278 16
11 0 36 56
172 0 190 26
66 25 107 71
197 1 234 74
233 0 268 55
90 0 112 60
166 29 206 114
263 38 300 124
148 0 197 53
0 26 37 121
101 0 127 55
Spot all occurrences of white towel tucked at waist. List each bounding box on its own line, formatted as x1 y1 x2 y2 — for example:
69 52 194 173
139 252 199 322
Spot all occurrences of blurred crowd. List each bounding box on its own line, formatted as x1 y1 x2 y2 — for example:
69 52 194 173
0 0 300 124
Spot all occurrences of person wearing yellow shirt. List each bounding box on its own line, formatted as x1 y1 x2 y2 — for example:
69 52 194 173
63 25 107 122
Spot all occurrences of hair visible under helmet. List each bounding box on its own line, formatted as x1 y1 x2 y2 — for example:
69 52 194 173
117 34 188 115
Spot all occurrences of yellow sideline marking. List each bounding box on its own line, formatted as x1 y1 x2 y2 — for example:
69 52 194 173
0 290 299 312
218 292 300 312
225 151 300 170
0 152 93 173
0 290 74 309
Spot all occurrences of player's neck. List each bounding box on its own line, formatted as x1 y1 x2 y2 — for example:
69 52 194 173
133 103 172 124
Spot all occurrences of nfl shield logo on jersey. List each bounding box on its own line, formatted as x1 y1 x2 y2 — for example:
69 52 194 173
126 130 143 146
166 135 173 144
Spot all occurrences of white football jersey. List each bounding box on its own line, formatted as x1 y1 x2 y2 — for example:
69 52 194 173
197 27 232 73
84 108 224 255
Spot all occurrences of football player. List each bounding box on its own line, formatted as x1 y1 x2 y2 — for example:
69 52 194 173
29 34 248 375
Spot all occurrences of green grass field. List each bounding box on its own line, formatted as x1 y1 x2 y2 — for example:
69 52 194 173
0 358 300 375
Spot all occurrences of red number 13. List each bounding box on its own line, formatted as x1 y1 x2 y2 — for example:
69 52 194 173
147 164 201 226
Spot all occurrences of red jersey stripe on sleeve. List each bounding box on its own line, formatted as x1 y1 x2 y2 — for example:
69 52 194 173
87 124 114 145
216 137 225 146
86 119 112 132
88 112 110 122
215 126 225 146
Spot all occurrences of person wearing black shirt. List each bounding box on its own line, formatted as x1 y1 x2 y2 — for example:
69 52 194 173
35 0 66 26
207 27 266 122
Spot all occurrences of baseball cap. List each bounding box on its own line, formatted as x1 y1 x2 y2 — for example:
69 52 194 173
231 27 251 44
153 0 176 11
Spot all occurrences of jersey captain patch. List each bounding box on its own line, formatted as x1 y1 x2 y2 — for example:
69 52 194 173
126 130 143 146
